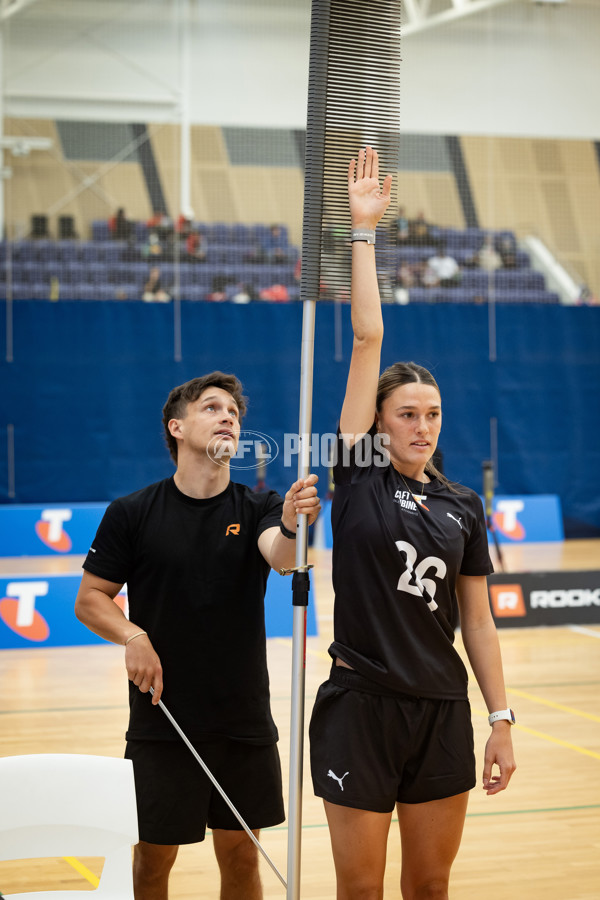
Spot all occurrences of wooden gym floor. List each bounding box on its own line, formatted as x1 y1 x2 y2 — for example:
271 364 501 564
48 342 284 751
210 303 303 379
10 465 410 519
0 540 599 898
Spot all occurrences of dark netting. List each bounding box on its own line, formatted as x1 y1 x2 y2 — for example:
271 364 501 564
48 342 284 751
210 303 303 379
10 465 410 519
300 0 401 304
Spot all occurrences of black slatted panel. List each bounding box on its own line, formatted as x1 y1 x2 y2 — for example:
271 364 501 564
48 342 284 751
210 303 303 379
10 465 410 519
300 0 401 303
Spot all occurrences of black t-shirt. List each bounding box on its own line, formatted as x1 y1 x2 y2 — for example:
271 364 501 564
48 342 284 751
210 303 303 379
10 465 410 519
83 477 283 743
329 427 493 700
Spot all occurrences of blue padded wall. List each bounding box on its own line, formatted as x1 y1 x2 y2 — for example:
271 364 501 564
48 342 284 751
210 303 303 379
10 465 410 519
1 300 599 536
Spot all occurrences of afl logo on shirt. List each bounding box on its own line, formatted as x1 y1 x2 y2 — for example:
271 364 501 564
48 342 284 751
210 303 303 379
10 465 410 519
393 489 419 515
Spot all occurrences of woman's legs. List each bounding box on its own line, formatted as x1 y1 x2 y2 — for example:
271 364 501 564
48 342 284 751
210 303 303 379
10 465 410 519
323 800 393 900
396 792 470 900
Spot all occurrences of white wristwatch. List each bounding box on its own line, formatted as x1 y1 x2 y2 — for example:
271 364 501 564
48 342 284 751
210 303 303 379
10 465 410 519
488 708 515 726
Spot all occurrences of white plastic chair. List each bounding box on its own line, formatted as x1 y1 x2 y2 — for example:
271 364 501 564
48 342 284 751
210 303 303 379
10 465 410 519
0 754 138 898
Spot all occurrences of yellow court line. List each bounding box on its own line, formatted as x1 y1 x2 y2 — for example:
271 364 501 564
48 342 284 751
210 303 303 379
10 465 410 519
63 856 100 888
472 707 600 761
507 687 600 723
512 724 600 761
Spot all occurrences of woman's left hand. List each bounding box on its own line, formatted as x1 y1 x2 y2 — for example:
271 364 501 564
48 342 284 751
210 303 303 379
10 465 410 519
482 724 516 795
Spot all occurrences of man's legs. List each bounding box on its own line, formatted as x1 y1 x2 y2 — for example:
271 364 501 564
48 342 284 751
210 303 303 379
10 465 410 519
397 792 470 899
213 828 263 900
133 841 179 900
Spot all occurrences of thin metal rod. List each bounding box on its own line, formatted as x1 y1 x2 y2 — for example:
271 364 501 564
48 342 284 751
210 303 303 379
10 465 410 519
488 282 497 362
149 687 286 890
287 297 317 900
334 294 343 362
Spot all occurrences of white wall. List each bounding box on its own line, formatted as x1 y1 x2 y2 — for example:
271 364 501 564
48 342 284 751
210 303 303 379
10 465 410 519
3 0 599 140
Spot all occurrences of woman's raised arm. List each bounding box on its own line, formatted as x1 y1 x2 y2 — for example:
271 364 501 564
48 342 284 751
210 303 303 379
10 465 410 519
340 146 393 445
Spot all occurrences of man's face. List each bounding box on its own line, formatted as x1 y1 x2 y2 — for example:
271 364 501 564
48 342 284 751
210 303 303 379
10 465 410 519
170 386 241 461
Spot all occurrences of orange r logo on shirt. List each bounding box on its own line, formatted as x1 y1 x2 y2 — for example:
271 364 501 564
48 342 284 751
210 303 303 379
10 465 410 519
226 523 240 536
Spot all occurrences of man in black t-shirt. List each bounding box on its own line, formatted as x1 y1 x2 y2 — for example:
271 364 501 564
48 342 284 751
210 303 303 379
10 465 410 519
75 371 320 900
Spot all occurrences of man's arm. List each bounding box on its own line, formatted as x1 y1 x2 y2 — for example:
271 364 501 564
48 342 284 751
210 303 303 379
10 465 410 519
258 474 321 572
75 571 164 703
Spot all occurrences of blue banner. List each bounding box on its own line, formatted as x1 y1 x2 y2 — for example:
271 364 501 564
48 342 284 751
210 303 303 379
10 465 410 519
486 494 563 543
0 503 108 557
0 571 316 649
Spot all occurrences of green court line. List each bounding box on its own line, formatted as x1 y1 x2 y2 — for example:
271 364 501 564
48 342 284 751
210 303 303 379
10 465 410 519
62 803 600 884
263 803 600 832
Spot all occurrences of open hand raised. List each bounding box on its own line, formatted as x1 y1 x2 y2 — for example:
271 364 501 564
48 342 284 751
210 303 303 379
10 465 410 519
348 146 393 231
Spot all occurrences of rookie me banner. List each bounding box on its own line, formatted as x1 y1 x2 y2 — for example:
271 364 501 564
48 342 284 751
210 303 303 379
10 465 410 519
488 570 600 628
0 572 317 649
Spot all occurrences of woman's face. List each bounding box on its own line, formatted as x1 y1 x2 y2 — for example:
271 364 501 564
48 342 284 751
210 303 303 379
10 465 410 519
375 381 442 477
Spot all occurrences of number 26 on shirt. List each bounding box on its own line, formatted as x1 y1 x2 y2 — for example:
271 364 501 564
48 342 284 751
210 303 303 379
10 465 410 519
395 540 447 612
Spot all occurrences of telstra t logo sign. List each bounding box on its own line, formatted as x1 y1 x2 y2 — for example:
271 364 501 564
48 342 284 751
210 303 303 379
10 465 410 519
493 500 525 541
0 581 50 641
35 508 73 552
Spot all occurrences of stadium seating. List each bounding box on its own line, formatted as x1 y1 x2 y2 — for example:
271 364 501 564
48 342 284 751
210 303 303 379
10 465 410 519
0 223 559 304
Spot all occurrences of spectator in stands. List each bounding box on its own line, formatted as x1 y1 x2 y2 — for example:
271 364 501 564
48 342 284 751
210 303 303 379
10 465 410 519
394 261 419 289
262 225 289 263
258 283 290 302
229 282 258 304
185 230 207 263
142 266 171 303
176 214 194 239
243 245 268 265
243 224 290 265
390 206 410 245
495 233 518 268
423 246 461 288
407 211 434 246
466 235 502 272
206 274 236 302
109 208 132 241
147 209 174 243
141 233 163 261
577 284 599 305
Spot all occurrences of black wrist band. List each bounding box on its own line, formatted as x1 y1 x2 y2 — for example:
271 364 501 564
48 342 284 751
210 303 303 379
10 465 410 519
280 522 296 539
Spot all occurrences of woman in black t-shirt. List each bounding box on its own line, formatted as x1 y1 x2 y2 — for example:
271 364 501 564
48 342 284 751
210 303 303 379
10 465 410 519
309 147 516 899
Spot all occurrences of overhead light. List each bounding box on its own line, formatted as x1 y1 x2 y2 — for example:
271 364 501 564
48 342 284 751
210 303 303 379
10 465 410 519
0 137 53 157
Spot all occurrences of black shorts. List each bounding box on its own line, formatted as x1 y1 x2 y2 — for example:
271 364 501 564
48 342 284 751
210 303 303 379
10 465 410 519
309 666 476 812
125 738 285 845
